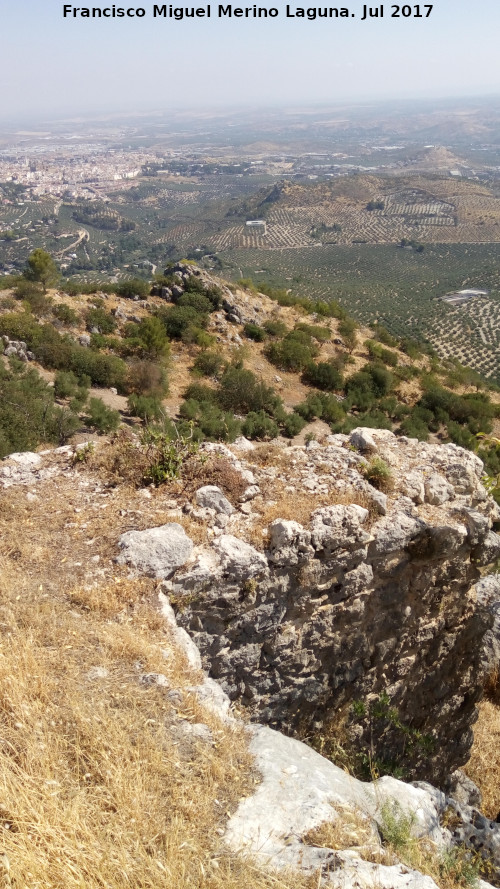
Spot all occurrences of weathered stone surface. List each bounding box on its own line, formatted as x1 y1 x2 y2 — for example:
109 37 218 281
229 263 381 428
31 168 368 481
117 523 193 579
268 519 313 566
349 428 378 453
475 574 500 675
169 431 498 784
445 770 482 809
310 505 370 556
225 725 443 888
195 485 234 515
424 472 455 505
214 534 268 580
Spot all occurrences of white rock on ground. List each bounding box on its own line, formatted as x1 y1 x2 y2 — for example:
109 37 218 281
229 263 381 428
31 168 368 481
225 724 445 889
195 485 234 516
117 523 193 579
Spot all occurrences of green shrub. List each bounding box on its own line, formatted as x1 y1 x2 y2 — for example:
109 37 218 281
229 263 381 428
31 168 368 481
193 351 225 378
373 325 399 348
218 365 282 416
295 322 331 343
265 331 318 372
242 411 279 440
263 319 288 338
366 340 398 367
301 362 343 391
177 292 213 314
183 382 219 404
178 399 240 441
136 316 170 360
116 278 150 299
295 392 345 425
53 303 79 326
281 412 306 438
128 393 163 422
0 363 79 457
243 323 267 342
159 305 207 340
54 370 90 400
338 318 358 353
85 307 116 335
362 456 393 491
84 397 120 433
313 299 346 320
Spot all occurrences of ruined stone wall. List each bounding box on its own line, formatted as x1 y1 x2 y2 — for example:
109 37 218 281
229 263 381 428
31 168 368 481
162 430 500 785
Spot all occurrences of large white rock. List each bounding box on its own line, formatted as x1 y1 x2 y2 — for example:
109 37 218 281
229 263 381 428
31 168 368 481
117 523 193 579
225 725 444 888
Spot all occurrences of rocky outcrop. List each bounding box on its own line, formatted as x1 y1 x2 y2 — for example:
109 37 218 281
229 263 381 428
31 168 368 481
1 334 34 361
475 575 500 677
162 430 500 785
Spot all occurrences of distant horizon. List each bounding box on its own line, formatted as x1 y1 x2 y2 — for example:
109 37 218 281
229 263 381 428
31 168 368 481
2 92 500 132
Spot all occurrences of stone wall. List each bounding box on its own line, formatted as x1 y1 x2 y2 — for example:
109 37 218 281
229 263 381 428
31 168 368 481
162 430 500 785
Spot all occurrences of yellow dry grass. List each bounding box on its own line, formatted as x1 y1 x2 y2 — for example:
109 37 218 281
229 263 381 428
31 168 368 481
0 473 316 889
464 697 500 820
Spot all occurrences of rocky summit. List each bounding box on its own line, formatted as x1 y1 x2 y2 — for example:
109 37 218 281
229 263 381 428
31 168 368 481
2 425 500 889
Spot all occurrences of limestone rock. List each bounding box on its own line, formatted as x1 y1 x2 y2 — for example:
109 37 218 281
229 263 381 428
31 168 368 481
214 534 268 580
117 523 193 579
310 504 370 556
475 574 500 675
268 519 313 566
349 428 378 453
225 725 443 888
195 485 234 516
424 472 455 505
446 770 482 809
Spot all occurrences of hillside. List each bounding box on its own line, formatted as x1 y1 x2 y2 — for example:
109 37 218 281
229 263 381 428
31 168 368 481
2 261 500 472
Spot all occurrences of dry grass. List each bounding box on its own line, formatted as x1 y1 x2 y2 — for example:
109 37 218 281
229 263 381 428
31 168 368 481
303 806 390 864
0 470 317 889
464 697 500 820
248 485 376 548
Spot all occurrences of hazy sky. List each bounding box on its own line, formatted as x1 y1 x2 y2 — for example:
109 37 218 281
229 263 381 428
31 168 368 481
2 0 500 121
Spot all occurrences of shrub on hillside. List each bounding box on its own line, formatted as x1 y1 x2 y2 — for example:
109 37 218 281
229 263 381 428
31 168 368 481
265 330 319 372
295 322 331 343
126 360 168 397
84 397 120 434
218 364 282 416
0 362 79 457
85 307 116 335
177 292 213 315
243 323 267 342
242 410 279 441
192 351 225 378
136 316 170 360
301 362 343 391
116 278 149 300
295 392 345 425
54 370 90 401
128 393 164 422
53 303 79 326
158 305 208 341
263 319 288 338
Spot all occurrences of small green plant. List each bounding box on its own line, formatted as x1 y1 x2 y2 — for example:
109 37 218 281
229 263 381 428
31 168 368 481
72 442 95 464
142 422 200 484
378 801 417 854
361 456 393 491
